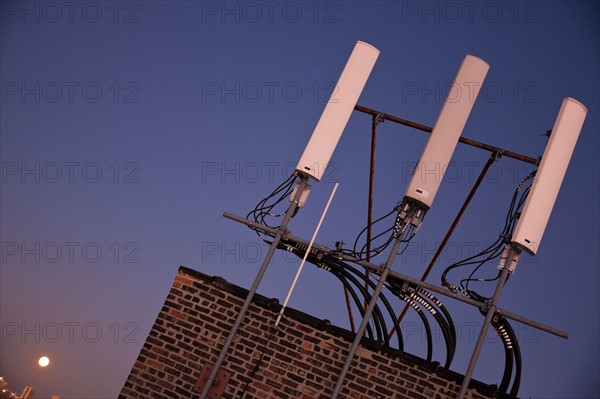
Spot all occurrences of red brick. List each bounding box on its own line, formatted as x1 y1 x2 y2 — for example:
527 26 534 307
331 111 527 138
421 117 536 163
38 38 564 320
120 268 513 399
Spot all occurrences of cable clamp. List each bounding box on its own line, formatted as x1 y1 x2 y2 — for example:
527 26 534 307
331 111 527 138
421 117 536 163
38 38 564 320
289 181 312 208
492 149 504 160
401 282 410 293
499 233 512 243
482 299 492 313
498 244 521 273
272 321 286 335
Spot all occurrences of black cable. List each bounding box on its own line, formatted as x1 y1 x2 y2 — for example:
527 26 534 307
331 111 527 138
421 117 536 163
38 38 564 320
493 318 514 393
490 316 521 396
352 203 400 259
386 280 456 366
350 200 417 260
400 295 434 362
279 233 461 367
327 259 398 347
281 241 407 350
237 325 276 399
461 245 504 293
279 244 378 340
317 258 387 343
441 238 503 287
329 266 382 340
441 170 537 300
383 278 434 361
246 174 297 239
419 289 457 347
333 259 404 349
410 290 455 367
505 319 522 396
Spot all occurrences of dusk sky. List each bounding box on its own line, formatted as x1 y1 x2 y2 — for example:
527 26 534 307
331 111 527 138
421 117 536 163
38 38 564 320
1 1 598 398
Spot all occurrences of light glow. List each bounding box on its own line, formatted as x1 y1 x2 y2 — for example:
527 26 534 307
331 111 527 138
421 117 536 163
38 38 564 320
38 356 50 367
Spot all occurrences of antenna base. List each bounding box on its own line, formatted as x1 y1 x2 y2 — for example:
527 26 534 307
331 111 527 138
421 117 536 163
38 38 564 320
395 197 429 236
498 244 522 274
290 180 312 208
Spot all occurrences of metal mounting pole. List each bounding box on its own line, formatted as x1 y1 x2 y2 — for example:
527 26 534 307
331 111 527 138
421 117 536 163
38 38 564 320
198 175 309 399
331 202 422 399
330 233 405 398
456 244 520 399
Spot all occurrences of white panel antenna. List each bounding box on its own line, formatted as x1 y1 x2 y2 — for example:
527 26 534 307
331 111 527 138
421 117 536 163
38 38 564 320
404 55 489 209
512 97 587 255
296 41 380 181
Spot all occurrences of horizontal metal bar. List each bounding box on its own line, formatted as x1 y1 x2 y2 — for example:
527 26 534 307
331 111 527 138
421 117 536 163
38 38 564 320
224 212 568 340
224 212 377 271
498 308 568 339
354 104 539 165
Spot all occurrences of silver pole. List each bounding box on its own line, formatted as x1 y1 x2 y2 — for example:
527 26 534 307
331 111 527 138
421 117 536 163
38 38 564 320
456 245 520 399
198 176 309 399
330 223 410 399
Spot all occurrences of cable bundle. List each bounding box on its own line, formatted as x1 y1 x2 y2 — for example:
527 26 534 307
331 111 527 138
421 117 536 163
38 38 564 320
279 239 457 369
441 170 537 301
336 199 419 261
246 174 298 241
492 316 521 396
436 169 535 396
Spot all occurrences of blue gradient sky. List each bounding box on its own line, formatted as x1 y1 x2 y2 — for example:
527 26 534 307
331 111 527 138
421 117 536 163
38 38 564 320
1 1 598 398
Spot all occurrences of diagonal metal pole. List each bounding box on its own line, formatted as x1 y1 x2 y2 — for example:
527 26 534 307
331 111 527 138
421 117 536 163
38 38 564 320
456 245 520 399
331 221 411 399
198 175 309 399
387 152 497 340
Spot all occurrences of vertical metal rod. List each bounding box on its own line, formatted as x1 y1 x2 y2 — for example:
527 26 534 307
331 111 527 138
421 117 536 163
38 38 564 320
343 286 356 333
331 227 408 399
387 153 497 339
363 114 379 310
456 245 519 399
198 176 309 399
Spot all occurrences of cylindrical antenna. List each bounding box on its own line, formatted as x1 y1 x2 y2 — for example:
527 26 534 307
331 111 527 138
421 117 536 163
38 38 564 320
404 55 489 209
274 183 339 328
512 97 587 255
297 41 380 181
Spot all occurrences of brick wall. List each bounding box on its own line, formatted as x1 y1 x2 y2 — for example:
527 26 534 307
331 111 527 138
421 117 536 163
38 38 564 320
120 267 515 399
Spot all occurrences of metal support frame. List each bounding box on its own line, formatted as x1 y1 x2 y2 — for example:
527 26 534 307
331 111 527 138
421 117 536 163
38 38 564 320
354 103 537 344
354 105 539 165
456 245 520 399
213 106 555 398
223 211 569 340
198 175 309 399
349 106 548 397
